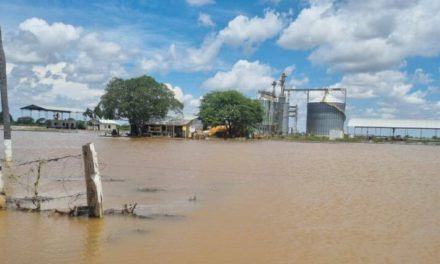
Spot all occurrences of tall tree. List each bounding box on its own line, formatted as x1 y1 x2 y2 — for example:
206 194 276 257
83 103 103 120
93 102 103 119
100 75 183 136
199 90 263 137
83 108 94 119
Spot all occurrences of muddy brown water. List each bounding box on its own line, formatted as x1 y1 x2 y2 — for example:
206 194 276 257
0 131 439 263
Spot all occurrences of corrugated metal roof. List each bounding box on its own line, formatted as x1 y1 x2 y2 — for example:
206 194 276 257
348 118 440 129
21 104 84 113
146 116 192 126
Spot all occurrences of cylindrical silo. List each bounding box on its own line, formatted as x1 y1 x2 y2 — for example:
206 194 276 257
306 102 346 136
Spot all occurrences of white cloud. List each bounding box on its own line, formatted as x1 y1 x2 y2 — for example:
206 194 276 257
4 17 134 114
186 0 215 6
64 51 127 85
139 10 285 73
278 0 440 72
19 17 82 51
32 63 104 101
288 76 309 88
218 10 285 53
165 83 200 118
7 62 104 112
281 65 310 88
185 37 223 71
411 68 433 85
333 70 426 104
140 44 177 74
283 65 295 75
401 90 427 105
79 33 125 61
365 107 397 119
139 39 223 73
7 18 127 67
198 13 215 27
427 86 439 95
202 60 274 91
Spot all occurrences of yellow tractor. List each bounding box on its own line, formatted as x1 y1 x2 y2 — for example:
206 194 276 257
208 125 227 137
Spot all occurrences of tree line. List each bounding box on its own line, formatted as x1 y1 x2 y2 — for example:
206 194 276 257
14 75 264 137
92 75 263 137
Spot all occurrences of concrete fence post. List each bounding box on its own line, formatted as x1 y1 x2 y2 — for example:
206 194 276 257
1 27 12 164
82 143 103 218
0 166 5 209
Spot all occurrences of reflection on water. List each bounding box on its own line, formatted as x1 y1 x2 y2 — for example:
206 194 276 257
1 131 439 263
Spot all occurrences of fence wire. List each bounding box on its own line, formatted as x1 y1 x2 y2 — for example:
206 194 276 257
4 153 106 210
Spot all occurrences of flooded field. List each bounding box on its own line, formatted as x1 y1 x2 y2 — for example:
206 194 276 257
1 131 439 263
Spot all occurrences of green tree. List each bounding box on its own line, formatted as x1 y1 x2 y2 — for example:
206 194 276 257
35 118 47 126
199 90 263 138
93 103 103 119
83 108 94 119
83 103 103 120
100 75 183 136
16 116 34 125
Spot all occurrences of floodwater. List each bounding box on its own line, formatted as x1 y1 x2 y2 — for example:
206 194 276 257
1 131 439 263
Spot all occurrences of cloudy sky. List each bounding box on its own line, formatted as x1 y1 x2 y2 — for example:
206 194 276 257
1 0 439 129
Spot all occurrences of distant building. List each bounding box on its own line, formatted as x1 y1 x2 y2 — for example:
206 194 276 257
142 117 203 138
348 118 440 138
95 119 118 132
257 73 347 137
258 74 291 135
20 104 83 129
49 118 77 129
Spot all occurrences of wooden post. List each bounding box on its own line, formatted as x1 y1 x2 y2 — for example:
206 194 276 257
82 143 103 218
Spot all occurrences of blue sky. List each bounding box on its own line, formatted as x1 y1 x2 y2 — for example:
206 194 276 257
1 0 439 130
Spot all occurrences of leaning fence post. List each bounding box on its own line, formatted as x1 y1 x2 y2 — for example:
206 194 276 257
82 143 103 218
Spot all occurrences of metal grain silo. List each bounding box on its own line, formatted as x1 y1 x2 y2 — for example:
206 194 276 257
306 102 346 136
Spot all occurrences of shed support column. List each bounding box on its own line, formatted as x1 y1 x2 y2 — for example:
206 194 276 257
82 143 103 218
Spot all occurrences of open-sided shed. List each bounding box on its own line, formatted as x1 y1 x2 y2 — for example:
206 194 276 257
347 118 440 137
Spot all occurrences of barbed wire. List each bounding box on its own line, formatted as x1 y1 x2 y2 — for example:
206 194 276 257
15 154 82 166
4 153 99 210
